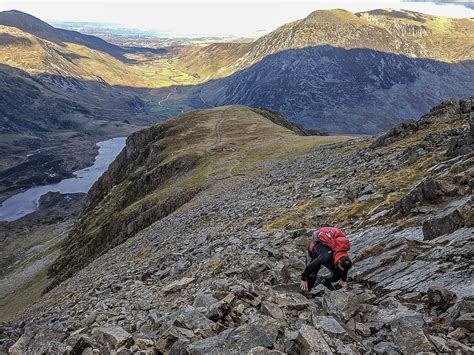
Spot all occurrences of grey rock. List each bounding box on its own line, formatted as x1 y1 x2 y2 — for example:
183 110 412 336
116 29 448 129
193 292 218 309
423 208 465 240
187 317 279 354
373 342 400 354
206 300 231 321
92 326 133 349
322 289 360 322
389 315 434 353
312 315 350 341
427 286 456 311
295 324 333 354
355 322 371 337
169 338 190 355
162 277 195 294
64 334 98 355
260 302 286 322
394 177 439 215
454 313 474 332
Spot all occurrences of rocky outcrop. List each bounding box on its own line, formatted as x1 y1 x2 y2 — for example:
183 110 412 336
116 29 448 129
393 177 440 215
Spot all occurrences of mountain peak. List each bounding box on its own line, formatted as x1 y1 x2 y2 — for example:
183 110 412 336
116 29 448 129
0 9 55 34
304 9 367 25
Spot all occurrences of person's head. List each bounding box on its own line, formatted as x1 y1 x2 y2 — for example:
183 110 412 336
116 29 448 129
337 256 352 271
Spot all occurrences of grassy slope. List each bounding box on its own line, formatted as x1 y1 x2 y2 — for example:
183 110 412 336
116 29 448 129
0 24 199 88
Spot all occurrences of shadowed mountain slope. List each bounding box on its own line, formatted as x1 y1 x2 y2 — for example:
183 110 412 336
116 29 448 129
170 46 474 134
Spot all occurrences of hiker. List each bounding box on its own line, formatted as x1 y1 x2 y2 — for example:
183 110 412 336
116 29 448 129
300 227 352 292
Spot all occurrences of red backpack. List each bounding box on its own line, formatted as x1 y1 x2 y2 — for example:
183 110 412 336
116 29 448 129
308 227 350 265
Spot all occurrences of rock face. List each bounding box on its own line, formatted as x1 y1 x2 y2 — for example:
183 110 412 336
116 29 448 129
2 98 473 353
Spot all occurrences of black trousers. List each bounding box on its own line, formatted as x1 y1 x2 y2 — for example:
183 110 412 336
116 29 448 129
305 251 344 291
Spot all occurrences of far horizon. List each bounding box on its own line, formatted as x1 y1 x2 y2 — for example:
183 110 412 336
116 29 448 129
1 0 474 37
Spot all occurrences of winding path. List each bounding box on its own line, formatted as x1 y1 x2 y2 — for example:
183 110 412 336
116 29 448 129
158 87 177 106
206 117 225 153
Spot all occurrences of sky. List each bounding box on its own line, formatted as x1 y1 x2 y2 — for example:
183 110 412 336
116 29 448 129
1 0 473 37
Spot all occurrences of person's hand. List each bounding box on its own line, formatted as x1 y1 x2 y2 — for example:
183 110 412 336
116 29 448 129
300 280 308 292
340 281 348 288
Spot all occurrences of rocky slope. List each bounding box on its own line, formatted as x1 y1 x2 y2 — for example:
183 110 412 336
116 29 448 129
46 106 334 290
1 97 472 353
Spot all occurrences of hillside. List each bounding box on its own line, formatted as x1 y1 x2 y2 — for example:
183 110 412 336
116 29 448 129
0 10 125 60
170 46 473 133
0 64 152 201
46 106 339 289
156 9 474 134
176 9 474 80
0 10 199 87
1 97 472 353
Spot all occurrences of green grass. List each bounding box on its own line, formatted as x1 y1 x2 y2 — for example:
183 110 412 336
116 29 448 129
0 268 49 321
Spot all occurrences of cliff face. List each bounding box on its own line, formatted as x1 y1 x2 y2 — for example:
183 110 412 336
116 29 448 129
2 98 473 353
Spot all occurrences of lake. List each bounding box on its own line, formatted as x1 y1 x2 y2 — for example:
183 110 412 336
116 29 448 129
0 137 127 222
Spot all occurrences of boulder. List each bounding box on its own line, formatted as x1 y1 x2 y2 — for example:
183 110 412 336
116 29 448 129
169 338 190 355
193 292 218 308
448 297 474 328
373 342 400 354
295 324 333 354
454 313 474 332
355 322 371 337
159 306 215 336
92 326 133 350
206 300 231 321
157 326 194 353
274 292 310 311
393 177 439 215
8 326 66 355
322 289 360 322
312 315 350 341
427 286 456 311
422 208 465 240
260 302 286 322
64 334 98 354
187 317 279 354
389 315 434 353
163 277 195 294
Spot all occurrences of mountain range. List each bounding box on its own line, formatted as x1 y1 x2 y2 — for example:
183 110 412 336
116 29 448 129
0 6 473 353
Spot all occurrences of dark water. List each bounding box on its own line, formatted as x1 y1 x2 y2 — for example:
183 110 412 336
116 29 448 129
0 137 126 222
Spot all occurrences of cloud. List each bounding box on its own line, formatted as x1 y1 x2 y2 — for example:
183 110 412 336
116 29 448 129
402 0 474 10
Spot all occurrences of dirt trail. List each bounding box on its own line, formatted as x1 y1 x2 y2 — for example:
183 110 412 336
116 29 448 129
206 117 225 153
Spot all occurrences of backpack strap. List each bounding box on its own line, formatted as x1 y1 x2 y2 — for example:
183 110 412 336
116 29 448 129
308 240 317 258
